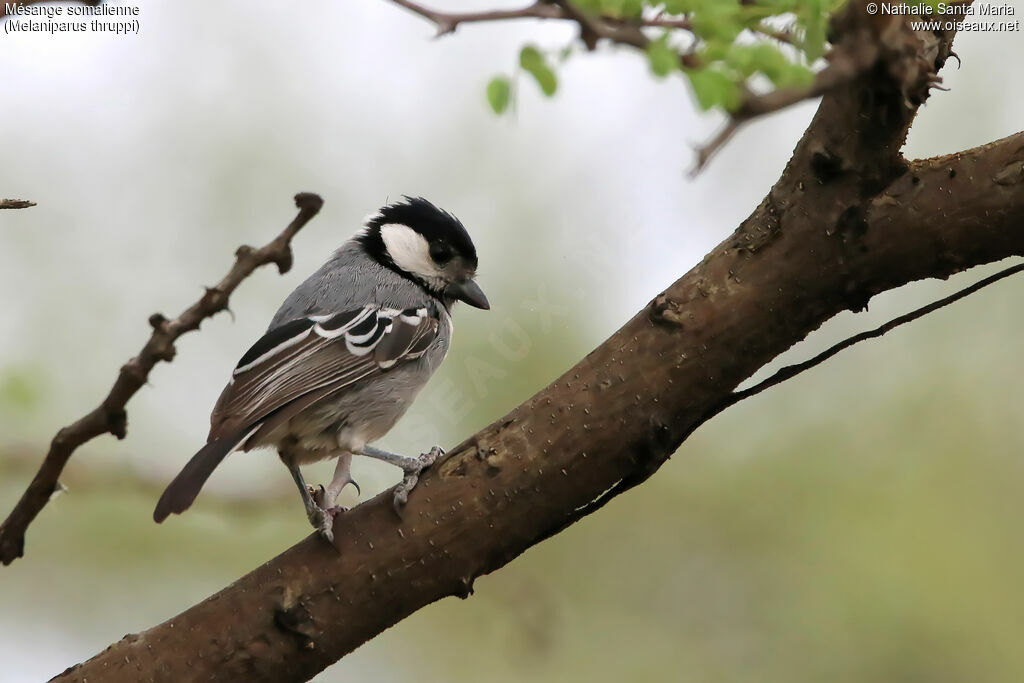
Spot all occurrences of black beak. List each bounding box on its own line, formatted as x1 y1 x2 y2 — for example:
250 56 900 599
448 279 490 310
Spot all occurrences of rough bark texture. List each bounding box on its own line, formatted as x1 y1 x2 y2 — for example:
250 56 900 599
54 8 1024 679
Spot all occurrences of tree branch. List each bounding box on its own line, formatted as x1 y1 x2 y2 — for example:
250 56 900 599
55 126 1024 681
387 0 563 35
692 0 941 171
0 193 324 566
691 53 876 172
0 198 36 209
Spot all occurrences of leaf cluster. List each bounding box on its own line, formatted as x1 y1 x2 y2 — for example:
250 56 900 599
486 0 844 115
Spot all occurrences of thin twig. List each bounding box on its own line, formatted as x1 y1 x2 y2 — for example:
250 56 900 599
389 0 652 50
692 119 742 173
0 192 324 566
0 199 36 209
388 0 562 35
718 261 1024 420
691 39 880 173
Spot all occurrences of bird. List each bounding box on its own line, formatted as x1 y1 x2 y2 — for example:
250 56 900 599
153 196 489 541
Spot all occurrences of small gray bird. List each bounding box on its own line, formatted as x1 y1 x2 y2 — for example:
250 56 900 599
153 197 489 541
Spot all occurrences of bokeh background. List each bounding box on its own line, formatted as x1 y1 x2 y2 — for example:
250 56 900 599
2 1 1023 681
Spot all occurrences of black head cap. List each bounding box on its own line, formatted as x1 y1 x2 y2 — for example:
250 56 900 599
359 196 478 270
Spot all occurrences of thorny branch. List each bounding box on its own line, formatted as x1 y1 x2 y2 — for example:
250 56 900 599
0 193 324 566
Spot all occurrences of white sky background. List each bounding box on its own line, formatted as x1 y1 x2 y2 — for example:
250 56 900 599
0 1 1022 680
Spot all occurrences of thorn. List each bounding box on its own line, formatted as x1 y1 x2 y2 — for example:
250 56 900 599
456 575 475 599
49 481 68 502
106 409 128 439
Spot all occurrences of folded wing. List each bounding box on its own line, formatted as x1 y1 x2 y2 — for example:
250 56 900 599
209 303 441 442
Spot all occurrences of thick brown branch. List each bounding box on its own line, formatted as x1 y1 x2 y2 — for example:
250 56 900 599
0 198 36 209
0 193 323 566
53 9 1023 671
55 127 1024 681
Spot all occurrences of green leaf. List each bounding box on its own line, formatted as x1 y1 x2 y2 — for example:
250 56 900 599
647 37 682 78
686 68 742 111
520 46 558 97
486 76 512 114
776 62 814 89
691 3 744 43
620 0 644 19
599 0 643 19
662 0 698 14
801 0 828 61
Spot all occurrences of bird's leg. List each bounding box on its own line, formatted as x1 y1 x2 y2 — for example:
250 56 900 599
282 457 334 542
319 452 360 513
359 444 445 513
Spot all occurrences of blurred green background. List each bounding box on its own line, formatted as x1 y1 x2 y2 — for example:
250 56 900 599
2 2 1023 681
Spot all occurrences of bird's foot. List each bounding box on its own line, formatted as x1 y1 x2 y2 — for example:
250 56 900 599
392 445 444 514
307 485 340 543
306 505 333 542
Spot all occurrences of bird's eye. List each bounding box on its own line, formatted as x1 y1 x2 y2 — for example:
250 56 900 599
429 242 453 264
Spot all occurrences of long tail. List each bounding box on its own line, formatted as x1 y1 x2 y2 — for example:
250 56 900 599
153 433 247 523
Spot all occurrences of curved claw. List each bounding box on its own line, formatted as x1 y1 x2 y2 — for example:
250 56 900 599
311 484 327 508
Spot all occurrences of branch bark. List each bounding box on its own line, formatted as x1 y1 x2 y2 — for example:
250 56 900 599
0 198 36 209
0 193 324 566
52 7 1024 680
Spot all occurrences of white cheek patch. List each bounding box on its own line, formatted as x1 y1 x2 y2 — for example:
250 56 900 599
379 223 442 279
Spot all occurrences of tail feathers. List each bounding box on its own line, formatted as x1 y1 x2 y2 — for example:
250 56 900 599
153 433 246 523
